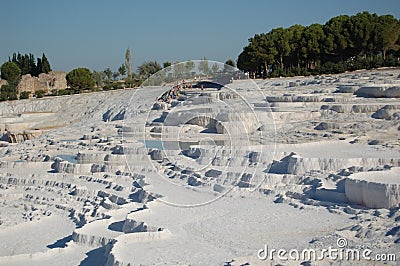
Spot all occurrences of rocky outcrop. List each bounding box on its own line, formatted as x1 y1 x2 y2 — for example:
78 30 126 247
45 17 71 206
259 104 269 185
51 160 93 174
335 84 360 93
345 168 400 208
7 129 43 143
105 230 171 266
355 85 400 98
269 153 400 175
72 227 117 247
122 219 160 233
314 122 340 130
266 95 321 102
76 152 105 163
371 105 400 120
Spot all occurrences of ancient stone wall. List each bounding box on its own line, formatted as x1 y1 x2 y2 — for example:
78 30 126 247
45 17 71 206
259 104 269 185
38 71 67 92
17 74 42 93
17 71 67 95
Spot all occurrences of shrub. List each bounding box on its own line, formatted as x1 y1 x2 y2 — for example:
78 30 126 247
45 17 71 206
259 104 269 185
103 83 123 91
0 84 18 101
52 89 71 96
19 91 30 99
36 90 45 98
103 83 114 91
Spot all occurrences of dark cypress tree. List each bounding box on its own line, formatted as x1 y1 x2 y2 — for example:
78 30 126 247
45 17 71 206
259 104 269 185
6 52 52 76
29 53 37 76
35 58 42 76
41 53 51 74
21 54 30 75
17 53 22 69
11 53 17 63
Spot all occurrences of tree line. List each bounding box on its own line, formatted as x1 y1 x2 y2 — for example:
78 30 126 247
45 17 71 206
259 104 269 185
237 12 400 78
65 56 236 92
10 52 52 77
0 52 52 100
1 47 237 100
66 49 165 93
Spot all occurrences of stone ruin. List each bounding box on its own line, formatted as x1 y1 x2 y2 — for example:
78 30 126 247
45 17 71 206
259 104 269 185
17 71 67 96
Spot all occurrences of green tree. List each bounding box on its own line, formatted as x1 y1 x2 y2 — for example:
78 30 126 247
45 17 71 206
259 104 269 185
238 33 278 75
270 27 292 69
41 53 52 73
34 58 42 77
237 45 257 76
1 62 21 84
11 53 36 75
323 15 352 62
112 72 119 81
36 90 45 98
138 61 162 79
301 23 325 69
66 68 95 92
0 84 18 101
104 68 112 81
21 54 30 75
10 52 52 76
237 12 400 76
163 61 172 68
376 15 400 60
19 91 30 99
28 53 36 75
349 12 378 57
124 77 136 88
118 64 127 77
287 24 305 69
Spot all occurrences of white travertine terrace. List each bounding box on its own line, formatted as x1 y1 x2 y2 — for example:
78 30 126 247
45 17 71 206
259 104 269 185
0 69 399 265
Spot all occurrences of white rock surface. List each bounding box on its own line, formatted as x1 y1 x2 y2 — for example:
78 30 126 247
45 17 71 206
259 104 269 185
0 69 399 265
345 167 400 208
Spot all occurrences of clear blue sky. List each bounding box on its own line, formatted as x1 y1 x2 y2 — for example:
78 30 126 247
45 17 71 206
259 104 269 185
1 0 399 72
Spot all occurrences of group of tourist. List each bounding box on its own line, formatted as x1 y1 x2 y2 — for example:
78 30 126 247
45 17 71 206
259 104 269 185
157 85 180 103
156 79 205 104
